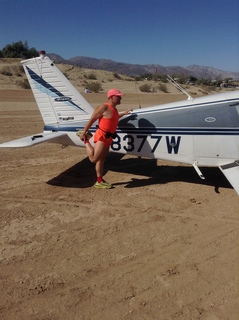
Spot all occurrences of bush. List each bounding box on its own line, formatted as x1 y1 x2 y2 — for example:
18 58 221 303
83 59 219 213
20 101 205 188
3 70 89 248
16 79 30 89
139 83 151 92
0 66 12 76
158 83 169 93
113 72 121 79
86 73 97 80
0 65 24 77
86 82 102 93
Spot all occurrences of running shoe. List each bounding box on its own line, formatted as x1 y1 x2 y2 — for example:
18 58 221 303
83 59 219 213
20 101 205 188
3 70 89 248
76 130 93 139
94 180 112 189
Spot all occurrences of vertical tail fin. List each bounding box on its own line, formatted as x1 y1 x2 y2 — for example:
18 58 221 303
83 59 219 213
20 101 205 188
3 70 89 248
21 52 94 125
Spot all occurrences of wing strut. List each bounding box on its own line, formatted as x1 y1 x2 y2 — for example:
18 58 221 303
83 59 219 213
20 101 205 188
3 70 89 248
193 161 205 179
167 75 193 100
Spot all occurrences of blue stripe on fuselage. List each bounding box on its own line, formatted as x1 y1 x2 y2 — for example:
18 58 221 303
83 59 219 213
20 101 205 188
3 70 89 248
44 125 239 136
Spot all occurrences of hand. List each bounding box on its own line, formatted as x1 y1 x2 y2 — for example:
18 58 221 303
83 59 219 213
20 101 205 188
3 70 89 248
79 131 86 141
119 109 133 118
76 131 86 141
124 109 133 115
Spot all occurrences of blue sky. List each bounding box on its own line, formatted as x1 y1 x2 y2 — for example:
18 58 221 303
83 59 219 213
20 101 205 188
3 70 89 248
1 0 238 72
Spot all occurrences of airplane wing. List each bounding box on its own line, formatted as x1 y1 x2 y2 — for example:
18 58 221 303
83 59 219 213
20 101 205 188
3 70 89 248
0 132 67 148
219 161 239 195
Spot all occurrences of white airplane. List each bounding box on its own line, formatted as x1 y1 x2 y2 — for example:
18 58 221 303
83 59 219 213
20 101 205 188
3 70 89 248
1 52 239 195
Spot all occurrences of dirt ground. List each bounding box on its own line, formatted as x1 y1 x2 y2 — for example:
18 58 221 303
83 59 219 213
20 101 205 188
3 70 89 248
0 88 239 320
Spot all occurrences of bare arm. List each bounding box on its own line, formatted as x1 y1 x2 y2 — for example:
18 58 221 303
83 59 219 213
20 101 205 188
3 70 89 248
119 109 133 118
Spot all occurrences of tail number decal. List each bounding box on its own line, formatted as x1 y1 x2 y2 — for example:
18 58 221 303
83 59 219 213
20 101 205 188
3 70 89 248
111 135 181 154
166 136 181 154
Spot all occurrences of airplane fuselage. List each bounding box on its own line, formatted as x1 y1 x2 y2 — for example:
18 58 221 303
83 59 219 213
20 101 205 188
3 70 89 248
44 91 239 167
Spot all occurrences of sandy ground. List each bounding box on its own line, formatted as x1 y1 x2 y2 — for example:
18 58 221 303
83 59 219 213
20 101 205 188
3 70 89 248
0 88 239 320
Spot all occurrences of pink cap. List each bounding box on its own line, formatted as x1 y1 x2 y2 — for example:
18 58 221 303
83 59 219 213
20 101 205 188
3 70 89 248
107 88 124 98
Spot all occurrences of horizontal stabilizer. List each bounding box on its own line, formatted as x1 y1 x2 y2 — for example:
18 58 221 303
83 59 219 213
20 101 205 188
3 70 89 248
0 132 67 148
219 161 239 195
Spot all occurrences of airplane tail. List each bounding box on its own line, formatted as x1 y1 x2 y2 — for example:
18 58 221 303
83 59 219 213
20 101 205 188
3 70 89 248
21 51 94 126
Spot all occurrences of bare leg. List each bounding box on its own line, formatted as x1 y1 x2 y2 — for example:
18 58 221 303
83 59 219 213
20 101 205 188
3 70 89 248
85 141 110 181
85 141 109 164
85 141 94 159
95 147 109 178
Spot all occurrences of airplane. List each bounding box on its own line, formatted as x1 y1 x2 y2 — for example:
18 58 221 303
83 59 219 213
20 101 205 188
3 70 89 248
0 51 239 195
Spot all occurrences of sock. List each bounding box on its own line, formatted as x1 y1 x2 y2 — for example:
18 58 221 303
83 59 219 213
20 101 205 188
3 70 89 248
97 176 103 183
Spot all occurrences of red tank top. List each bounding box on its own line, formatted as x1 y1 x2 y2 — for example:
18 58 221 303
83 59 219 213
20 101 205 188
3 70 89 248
98 103 119 133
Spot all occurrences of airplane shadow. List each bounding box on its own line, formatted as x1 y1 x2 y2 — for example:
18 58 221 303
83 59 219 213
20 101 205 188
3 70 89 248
47 153 232 193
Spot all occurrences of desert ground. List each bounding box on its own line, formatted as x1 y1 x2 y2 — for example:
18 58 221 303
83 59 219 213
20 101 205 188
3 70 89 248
0 61 239 320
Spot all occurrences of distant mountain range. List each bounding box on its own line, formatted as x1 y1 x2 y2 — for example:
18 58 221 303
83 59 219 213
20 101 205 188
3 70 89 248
48 53 239 80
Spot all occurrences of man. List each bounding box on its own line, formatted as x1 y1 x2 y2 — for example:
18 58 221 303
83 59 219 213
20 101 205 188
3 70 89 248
79 88 132 189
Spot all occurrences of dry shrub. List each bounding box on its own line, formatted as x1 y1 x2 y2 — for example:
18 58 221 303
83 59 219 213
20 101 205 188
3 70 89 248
158 83 169 93
85 82 102 93
16 79 30 89
139 83 151 92
0 66 12 76
0 65 24 77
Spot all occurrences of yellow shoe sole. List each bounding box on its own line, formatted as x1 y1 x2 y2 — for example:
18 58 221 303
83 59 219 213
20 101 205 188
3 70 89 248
94 181 112 189
76 130 93 139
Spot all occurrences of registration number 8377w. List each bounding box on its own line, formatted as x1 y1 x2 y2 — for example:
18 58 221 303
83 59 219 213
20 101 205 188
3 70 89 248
111 134 181 154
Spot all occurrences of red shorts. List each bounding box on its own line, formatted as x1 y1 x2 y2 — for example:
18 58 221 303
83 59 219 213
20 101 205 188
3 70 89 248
94 129 112 147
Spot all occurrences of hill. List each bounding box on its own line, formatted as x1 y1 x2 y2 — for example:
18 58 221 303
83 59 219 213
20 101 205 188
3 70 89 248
0 57 236 103
48 53 239 80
